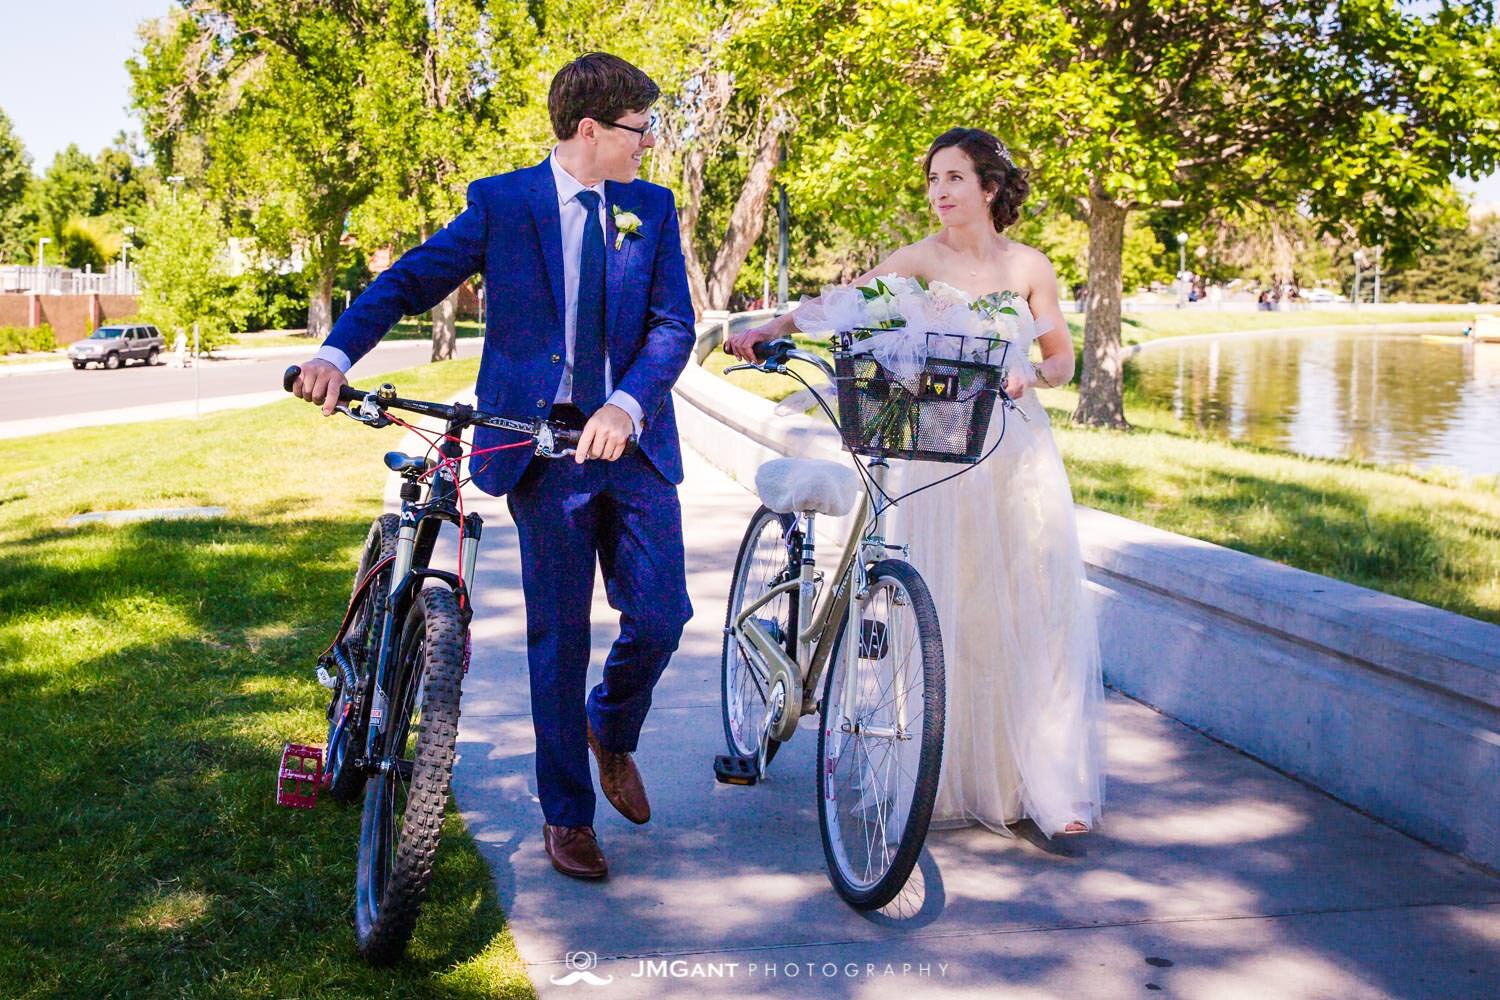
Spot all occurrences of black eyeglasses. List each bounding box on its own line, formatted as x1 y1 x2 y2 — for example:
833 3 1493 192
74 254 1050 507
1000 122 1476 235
601 111 660 139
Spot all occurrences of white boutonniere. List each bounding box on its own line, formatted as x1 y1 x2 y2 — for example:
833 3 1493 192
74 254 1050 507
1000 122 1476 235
611 205 642 250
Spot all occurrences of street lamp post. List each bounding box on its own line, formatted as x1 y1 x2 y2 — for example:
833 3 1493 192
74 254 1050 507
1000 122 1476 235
1175 232 1188 308
1352 249 1366 310
36 236 51 292
776 182 789 308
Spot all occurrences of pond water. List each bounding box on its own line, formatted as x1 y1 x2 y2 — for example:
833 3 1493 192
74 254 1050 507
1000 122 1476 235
1126 331 1500 478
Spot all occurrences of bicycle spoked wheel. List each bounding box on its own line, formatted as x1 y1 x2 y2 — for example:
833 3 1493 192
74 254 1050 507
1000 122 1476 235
354 586 465 964
817 559 944 910
722 505 798 767
326 514 399 804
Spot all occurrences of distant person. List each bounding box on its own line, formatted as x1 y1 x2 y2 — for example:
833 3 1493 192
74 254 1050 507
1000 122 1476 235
173 329 188 367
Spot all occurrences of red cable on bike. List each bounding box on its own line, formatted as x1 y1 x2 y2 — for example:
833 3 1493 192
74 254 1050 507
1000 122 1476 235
382 410 533 609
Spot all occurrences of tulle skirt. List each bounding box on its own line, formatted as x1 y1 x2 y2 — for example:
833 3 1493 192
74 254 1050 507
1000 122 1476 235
885 388 1106 837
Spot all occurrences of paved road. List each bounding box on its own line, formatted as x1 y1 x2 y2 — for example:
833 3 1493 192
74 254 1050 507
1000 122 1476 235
0 339 481 419
402 446 1500 1000
0 339 481 438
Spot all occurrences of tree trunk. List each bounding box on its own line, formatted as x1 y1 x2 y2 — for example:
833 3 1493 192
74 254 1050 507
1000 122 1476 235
307 267 335 342
431 285 458 361
1073 189 1130 429
679 202 712 313
704 120 782 310
672 68 732 314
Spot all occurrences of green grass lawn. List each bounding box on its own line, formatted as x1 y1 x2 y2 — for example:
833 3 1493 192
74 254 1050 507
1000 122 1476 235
1071 306 1492 345
0 348 67 367
1040 385 1500 624
0 357 535 999
223 321 485 353
702 348 1500 624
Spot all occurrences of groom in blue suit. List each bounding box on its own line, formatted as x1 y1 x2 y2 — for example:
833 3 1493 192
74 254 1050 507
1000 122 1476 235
292 53 696 880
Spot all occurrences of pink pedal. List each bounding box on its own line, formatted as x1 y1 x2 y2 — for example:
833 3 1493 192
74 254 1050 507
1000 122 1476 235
277 742 324 809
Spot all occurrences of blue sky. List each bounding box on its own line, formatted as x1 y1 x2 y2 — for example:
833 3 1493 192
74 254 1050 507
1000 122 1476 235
0 1 175 170
3 1 1499 205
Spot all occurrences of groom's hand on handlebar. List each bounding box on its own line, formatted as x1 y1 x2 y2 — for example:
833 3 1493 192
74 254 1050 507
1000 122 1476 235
291 359 349 416
576 404 634 464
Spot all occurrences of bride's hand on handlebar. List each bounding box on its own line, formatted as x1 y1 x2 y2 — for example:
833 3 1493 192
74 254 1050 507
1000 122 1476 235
1003 365 1036 400
293 359 348 416
724 322 780 363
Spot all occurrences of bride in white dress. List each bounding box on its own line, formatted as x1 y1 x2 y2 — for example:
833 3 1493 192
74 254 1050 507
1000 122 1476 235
727 127 1105 838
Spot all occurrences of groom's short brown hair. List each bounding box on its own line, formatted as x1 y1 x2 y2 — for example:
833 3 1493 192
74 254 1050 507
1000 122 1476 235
549 53 660 141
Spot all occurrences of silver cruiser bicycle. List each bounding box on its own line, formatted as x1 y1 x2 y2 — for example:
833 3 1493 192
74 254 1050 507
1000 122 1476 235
714 332 1012 909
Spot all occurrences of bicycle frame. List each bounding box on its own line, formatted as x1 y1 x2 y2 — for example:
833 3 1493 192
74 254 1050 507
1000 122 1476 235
332 409 485 780
727 347 908 748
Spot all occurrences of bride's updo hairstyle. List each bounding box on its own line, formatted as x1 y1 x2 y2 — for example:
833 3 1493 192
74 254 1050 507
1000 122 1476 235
924 127 1029 231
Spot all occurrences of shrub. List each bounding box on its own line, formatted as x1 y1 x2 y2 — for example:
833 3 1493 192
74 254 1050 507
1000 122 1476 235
0 324 58 355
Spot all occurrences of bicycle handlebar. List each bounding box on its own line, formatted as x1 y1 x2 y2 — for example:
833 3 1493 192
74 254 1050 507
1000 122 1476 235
282 365 637 458
730 337 837 381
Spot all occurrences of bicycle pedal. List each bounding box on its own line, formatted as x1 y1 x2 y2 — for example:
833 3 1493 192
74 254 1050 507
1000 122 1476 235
276 742 324 809
714 753 759 786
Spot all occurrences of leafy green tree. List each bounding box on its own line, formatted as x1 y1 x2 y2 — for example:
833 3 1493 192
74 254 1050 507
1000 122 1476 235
0 107 33 264
134 188 253 351
1360 192 1491 303
58 216 121 272
131 3 383 340
349 0 536 359
736 1 1500 427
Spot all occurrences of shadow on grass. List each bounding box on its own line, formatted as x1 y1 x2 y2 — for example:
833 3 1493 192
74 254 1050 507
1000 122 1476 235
0 514 531 999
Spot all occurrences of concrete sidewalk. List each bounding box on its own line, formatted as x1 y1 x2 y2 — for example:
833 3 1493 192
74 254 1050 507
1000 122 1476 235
439 450 1500 999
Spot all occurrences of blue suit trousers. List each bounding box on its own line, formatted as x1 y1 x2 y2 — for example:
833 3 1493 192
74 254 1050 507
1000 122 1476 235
506 449 694 828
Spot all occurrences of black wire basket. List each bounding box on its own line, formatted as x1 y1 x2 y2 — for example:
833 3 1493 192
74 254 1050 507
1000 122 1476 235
832 330 1011 464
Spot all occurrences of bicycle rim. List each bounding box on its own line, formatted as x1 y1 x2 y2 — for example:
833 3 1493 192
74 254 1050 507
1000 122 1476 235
817 560 944 909
722 506 796 762
326 515 397 803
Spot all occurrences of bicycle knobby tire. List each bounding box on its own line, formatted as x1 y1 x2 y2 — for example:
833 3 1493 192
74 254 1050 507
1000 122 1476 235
354 585 465 964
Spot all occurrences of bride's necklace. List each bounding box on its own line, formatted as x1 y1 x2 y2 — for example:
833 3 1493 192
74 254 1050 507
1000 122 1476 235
957 235 1005 277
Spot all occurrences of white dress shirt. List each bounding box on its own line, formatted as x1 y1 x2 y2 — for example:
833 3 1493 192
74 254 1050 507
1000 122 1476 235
548 151 642 431
315 149 642 432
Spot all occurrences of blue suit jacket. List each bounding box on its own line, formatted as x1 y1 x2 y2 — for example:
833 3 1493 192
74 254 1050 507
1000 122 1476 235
323 158 697 496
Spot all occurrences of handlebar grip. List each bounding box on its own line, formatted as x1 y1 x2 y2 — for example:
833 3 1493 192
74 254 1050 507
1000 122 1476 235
551 427 639 457
753 338 794 361
283 364 363 403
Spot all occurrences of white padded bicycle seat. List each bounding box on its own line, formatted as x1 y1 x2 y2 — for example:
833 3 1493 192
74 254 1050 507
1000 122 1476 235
754 458 862 517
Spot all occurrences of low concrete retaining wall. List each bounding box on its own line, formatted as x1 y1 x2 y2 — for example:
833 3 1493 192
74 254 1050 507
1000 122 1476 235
677 320 1500 871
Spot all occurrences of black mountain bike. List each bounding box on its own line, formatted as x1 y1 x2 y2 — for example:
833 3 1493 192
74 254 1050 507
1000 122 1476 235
277 366 618 963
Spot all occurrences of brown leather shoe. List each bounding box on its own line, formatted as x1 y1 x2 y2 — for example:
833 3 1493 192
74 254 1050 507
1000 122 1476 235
543 824 608 879
587 723 651 824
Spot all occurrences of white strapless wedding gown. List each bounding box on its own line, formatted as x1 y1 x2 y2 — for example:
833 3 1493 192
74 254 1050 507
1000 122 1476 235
884 294 1106 838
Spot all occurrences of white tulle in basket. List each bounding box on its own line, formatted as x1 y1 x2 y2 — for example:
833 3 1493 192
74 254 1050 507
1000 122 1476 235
792 275 1037 382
